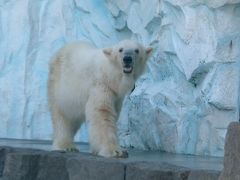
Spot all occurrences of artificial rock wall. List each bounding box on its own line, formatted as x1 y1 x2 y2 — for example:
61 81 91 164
0 0 239 156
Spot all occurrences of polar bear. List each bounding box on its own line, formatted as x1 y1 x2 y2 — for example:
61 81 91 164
48 40 152 158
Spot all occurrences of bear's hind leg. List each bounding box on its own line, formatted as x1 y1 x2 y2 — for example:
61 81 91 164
51 107 80 152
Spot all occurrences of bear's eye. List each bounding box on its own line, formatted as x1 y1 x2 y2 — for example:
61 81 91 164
135 49 139 54
119 48 123 53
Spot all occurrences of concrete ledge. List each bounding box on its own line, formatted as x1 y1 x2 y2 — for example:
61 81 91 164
125 162 190 180
219 122 240 180
0 146 221 180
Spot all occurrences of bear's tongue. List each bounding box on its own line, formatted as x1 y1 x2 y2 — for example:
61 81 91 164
123 66 133 73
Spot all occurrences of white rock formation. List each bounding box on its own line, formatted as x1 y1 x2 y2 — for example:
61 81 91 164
0 0 239 156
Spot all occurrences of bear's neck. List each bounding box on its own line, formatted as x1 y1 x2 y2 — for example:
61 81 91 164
103 66 135 98
117 75 135 97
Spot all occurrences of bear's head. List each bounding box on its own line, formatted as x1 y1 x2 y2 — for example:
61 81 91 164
103 40 152 79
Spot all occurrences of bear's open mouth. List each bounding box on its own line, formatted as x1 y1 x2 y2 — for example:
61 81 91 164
123 65 133 74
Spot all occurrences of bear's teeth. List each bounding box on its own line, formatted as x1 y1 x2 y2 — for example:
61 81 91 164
123 66 133 73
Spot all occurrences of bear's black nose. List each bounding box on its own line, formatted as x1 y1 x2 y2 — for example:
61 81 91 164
123 56 132 64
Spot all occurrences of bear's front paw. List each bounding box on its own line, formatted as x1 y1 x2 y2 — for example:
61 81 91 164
52 147 79 153
98 148 128 158
52 143 79 153
65 147 79 152
115 149 128 158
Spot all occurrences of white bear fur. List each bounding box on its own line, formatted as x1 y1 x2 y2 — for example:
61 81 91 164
48 40 152 157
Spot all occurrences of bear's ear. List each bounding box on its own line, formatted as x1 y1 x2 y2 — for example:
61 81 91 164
146 47 152 55
103 48 112 58
145 47 153 60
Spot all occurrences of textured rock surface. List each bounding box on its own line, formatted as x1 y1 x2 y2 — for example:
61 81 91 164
0 0 240 156
2 150 71 180
67 156 125 180
188 170 220 180
126 162 220 180
0 146 221 180
219 122 240 180
125 162 190 180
